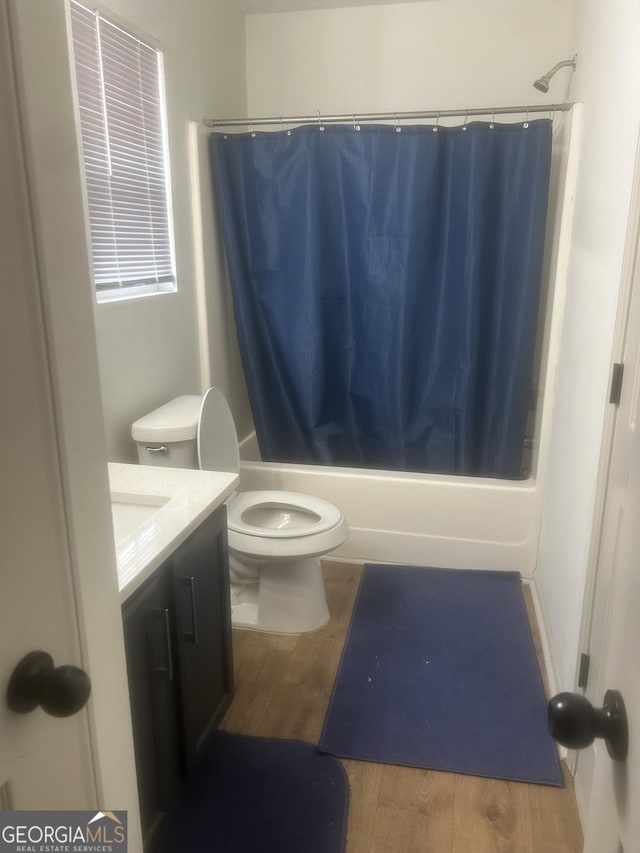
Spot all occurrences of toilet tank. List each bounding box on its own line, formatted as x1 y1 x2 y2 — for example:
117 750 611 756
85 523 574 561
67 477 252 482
131 395 202 469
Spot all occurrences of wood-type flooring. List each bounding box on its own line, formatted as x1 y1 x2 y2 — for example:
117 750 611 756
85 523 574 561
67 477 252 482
221 562 583 853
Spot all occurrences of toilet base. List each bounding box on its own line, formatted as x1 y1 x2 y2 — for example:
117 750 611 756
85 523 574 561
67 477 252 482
230 555 330 634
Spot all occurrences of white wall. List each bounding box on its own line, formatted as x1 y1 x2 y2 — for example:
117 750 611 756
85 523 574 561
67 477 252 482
536 0 640 691
246 0 574 116
92 0 247 461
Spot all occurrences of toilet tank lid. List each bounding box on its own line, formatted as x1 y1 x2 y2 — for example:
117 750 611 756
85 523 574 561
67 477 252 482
131 395 202 443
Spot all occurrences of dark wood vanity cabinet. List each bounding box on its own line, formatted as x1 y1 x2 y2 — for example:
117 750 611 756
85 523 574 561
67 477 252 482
122 506 234 851
122 571 181 850
171 506 234 773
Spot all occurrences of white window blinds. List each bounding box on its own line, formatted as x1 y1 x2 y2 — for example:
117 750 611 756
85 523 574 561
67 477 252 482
70 2 176 300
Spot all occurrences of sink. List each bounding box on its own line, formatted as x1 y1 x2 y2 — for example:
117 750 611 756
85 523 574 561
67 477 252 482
111 494 170 542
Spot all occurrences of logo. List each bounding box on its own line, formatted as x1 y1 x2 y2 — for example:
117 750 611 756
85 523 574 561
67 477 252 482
0 810 127 852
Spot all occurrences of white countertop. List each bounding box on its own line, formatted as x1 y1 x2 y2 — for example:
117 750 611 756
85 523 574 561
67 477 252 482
109 462 238 602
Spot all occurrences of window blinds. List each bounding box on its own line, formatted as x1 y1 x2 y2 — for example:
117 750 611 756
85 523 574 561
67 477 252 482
70 2 175 297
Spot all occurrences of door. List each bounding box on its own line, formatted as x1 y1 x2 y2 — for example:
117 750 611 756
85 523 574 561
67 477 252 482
578 139 640 852
0 0 95 806
1 0 141 842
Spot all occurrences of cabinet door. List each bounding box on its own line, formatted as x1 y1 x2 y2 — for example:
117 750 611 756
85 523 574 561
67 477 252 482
122 572 181 850
172 507 234 773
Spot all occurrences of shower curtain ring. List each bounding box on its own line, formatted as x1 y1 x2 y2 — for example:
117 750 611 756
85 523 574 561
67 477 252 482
463 111 468 131
250 124 256 138
433 112 440 132
524 108 529 128
490 109 495 129
280 117 291 136
353 115 361 132
317 110 325 132
394 113 401 133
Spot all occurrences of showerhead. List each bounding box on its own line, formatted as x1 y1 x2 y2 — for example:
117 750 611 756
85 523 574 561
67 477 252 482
533 55 577 93
533 75 550 94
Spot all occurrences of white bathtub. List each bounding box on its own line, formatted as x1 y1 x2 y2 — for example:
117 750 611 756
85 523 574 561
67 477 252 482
239 432 542 577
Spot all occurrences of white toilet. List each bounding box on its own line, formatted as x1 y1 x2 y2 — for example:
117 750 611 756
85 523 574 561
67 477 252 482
131 388 349 634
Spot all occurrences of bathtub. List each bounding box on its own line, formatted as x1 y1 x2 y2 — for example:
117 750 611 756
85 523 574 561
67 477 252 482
239 432 542 577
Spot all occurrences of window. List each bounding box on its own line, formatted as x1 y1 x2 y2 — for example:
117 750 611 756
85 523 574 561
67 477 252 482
70 2 176 302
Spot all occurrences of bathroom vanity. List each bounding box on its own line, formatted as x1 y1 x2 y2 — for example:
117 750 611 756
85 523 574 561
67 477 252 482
109 463 238 850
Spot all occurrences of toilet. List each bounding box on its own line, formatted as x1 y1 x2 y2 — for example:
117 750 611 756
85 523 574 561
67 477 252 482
131 388 349 634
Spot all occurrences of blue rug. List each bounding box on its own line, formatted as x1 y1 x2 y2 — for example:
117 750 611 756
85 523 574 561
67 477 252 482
159 731 349 852
319 564 563 786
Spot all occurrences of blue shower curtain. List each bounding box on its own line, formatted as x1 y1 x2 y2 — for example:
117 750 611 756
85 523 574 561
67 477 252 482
210 120 552 478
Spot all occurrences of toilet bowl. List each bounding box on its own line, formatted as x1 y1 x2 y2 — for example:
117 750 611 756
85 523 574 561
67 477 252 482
131 388 348 633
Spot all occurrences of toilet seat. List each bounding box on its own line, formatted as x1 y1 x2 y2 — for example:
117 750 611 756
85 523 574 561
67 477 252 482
227 490 348 561
227 490 343 538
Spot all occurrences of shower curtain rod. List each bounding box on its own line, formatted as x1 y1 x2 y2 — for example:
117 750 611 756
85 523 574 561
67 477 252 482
203 102 573 129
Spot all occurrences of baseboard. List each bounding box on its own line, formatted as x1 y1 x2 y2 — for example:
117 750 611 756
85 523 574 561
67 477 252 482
525 575 560 696
525 574 569 764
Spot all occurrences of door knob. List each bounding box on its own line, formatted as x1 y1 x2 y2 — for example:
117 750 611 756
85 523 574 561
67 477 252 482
6 650 91 718
547 689 628 760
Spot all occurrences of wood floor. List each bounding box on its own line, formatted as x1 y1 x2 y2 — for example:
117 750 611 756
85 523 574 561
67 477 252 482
221 562 583 853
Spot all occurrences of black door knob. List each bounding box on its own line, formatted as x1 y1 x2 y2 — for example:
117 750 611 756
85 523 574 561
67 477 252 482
547 689 628 760
6 650 91 718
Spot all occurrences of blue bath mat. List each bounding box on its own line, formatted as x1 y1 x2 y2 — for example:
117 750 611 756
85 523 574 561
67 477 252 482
158 731 349 853
319 564 563 786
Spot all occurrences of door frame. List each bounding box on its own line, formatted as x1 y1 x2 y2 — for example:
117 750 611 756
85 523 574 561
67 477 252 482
5 0 141 845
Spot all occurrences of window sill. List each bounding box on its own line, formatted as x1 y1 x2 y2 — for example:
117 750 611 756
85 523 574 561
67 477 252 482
96 281 177 305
